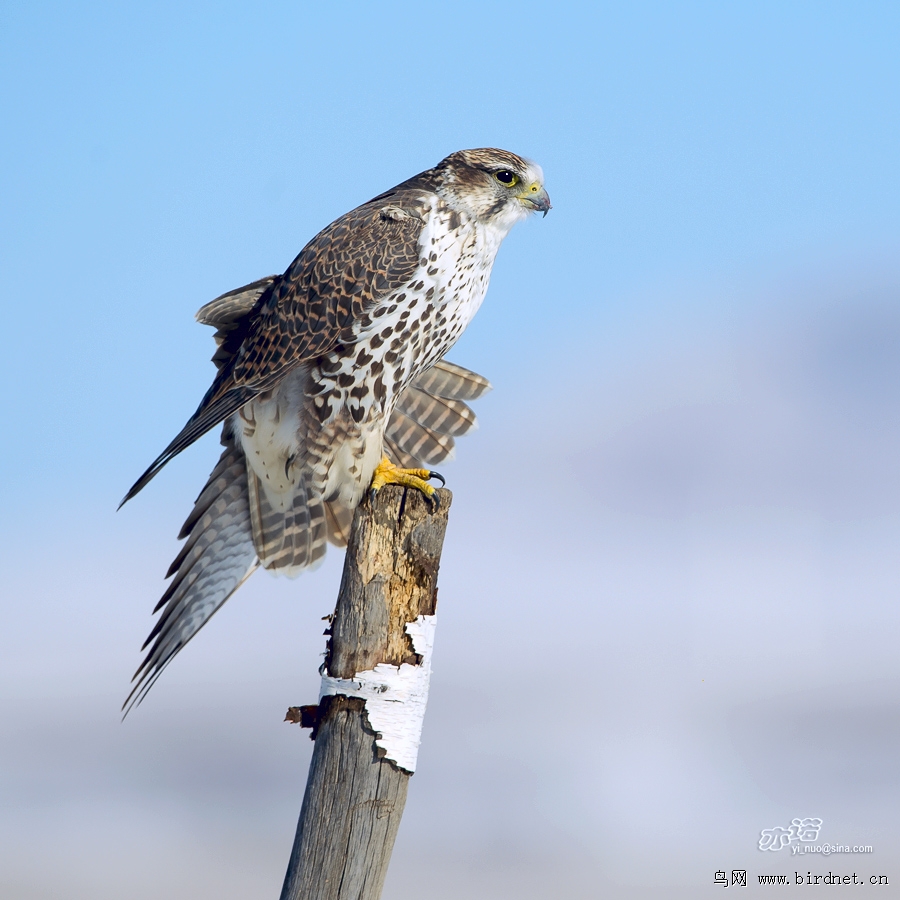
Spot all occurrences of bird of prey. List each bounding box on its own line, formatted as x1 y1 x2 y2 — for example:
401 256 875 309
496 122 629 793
121 148 550 712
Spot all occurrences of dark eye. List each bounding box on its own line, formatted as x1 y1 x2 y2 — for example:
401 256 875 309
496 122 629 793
494 170 519 186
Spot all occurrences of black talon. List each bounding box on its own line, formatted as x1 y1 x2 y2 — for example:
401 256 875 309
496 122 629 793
429 490 441 511
428 471 446 487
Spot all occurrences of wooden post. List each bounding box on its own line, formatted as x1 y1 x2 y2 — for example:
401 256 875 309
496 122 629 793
280 485 451 900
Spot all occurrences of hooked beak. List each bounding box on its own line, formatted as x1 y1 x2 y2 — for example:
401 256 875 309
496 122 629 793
518 183 552 217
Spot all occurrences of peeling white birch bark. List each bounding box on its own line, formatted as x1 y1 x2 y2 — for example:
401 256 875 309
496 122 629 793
319 614 436 773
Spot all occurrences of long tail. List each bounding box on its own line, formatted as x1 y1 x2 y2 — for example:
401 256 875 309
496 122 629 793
122 422 257 715
124 358 491 711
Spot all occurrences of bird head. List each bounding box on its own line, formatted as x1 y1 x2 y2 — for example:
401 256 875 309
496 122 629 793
434 148 551 233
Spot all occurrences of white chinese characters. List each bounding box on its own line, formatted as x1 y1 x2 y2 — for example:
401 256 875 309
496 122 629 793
759 818 823 851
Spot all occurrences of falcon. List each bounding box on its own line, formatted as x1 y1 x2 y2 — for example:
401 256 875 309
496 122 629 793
121 148 550 711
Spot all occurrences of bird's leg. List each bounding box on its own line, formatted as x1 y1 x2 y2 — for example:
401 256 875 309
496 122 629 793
369 456 445 508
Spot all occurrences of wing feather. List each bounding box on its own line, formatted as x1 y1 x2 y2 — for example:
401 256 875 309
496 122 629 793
121 189 431 506
196 276 278 371
227 199 426 390
120 386 256 506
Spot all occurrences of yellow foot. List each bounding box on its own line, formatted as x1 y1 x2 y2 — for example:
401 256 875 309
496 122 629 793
369 457 445 508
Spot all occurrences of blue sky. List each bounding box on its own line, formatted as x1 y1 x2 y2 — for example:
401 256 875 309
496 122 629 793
2 3 900 898
2 1 899 513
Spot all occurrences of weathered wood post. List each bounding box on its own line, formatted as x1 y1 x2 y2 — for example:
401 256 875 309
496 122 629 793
280 484 451 900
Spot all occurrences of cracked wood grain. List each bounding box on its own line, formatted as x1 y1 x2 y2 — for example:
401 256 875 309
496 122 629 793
279 485 450 900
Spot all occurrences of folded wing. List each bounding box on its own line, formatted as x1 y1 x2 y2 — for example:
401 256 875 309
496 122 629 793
125 287 490 712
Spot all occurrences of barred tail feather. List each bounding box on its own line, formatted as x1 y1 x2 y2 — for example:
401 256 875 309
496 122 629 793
409 359 492 401
385 410 456 466
383 435 419 469
247 471 328 575
384 357 491 466
395 387 478 437
125 351 493 712
324 500 354 548
123 425 258 715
